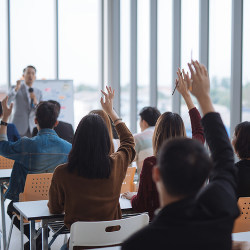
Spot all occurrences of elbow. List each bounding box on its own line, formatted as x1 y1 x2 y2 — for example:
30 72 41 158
47 202 63 214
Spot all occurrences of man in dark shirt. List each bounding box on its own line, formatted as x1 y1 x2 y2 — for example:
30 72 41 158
122 61 239 250
32 100 74 143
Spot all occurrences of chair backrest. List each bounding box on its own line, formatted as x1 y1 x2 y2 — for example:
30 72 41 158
233 197 250 233
0 155 14 169
69 213 149 250
19 173 53 202
121 167 136 193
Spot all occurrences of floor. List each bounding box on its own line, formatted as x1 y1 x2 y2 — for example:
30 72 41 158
0 199 68 250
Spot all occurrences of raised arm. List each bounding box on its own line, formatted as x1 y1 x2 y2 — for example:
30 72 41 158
101 87 136 170
186 61 236 192
7 80 21 105
176 68 205 144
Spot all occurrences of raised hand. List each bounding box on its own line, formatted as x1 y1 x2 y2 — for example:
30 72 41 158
101 86 122 125
15 80 21 92
176 68 195 110
187 60 210 101
1 96 13 121
186 60 214 115
176 68 190 98
100 86 115 116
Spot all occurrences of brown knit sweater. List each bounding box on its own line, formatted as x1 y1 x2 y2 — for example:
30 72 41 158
48 122 135 229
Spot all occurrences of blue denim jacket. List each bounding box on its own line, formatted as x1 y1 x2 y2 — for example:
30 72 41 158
0 129 72 201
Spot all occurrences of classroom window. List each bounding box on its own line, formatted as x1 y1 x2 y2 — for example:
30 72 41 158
59 0 101 128
157 0 172 115
0 0 8 92
10 0 56 82
181 0 199 137
242 0 250 122
209 0 232 135
137 0 150 131
120 0 131 129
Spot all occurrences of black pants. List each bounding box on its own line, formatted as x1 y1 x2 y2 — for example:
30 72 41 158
7 201 30 239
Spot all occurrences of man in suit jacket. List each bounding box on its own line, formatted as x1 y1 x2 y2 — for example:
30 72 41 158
32 100 74 143
122 61 239 250
8 65 42 137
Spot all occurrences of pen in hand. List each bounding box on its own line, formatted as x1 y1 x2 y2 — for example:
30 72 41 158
172 72 181 96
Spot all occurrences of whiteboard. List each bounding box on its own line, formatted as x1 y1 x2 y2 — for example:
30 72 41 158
29 80 74 126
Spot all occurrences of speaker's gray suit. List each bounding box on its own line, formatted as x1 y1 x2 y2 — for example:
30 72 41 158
8 84 43 137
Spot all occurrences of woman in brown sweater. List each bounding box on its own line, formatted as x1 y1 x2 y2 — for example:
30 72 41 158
48 87 135 245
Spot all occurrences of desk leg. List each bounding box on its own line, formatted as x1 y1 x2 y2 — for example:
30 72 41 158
20 215 24 250
30 220 36 250
41 219 48 250
0 184 6 250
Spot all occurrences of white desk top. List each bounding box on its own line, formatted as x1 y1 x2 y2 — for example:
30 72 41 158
0 168 12 181
14 198 132 221
232 231 250 242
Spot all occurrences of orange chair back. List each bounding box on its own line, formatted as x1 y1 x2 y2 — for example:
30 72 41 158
0 155 14 169
233 197 250 233
121 167 136 193
19 173 53 202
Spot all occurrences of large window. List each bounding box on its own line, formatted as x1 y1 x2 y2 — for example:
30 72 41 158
181 0 199 137
120 0 131 128
0 0 8 92
10 0 56 82
137 0 150 131
157 0 172 114
59 0 100 128
209 0 232 135
242 0 250 121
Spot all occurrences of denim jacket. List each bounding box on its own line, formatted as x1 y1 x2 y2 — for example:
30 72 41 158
0 129 72 201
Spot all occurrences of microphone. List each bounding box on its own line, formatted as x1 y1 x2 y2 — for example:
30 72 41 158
28 87 34 108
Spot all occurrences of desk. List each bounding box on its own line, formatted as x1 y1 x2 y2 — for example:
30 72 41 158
0 169 12 250
14 198 133 250
232 231 250 242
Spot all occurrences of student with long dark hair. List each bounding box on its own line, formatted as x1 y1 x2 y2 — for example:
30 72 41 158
48 87 135 249
122 68 205 220
89 109 115 154
232 121 250 197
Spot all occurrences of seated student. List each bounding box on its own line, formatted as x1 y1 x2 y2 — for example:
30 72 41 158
89 109 115 154
232 121 250 197
0 101 20 142
122 68 204 220
122 61 239 250
0 98 72 249
32 100 74 143
134 107 161 176
48 87 135 250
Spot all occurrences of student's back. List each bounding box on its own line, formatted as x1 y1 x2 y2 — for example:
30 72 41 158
122 62 239 250
0 99 72 248
0 100 72 201
48 87 135 232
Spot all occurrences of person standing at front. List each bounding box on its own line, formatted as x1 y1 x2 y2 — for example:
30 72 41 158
8 65 42 137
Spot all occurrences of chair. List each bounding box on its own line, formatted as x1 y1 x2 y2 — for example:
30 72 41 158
7 173 53 249
69 213 149 250
0 155 14 169
233 197 250 233
19 173 53 201
0 156 14 191
121 167 136 193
